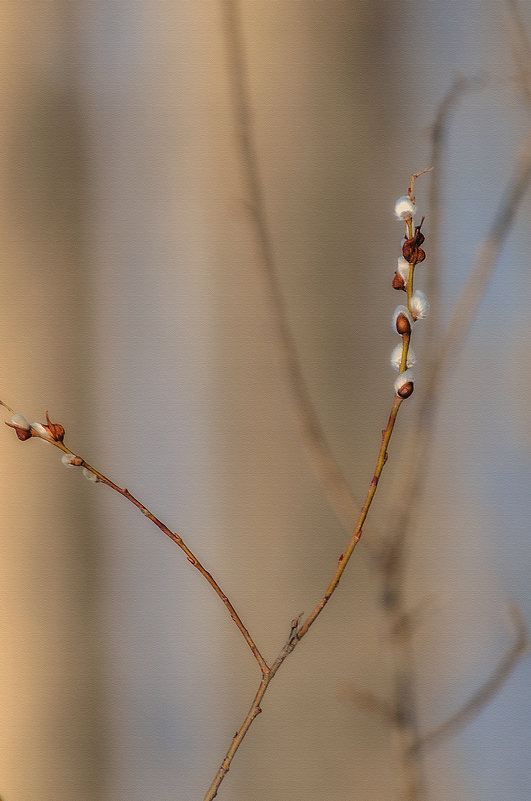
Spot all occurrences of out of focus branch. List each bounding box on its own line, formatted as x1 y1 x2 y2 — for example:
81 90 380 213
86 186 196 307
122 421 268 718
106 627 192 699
411 604 528 754
503 1 531 108
426 73 487 343
341 684 396 723
222 0 360 531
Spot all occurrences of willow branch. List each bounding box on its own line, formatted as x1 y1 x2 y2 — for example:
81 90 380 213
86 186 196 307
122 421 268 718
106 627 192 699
222 0 360 531
1 407 269 676
204 392 405 800
376 123 531 801
383 132 531 574
411 604 528 754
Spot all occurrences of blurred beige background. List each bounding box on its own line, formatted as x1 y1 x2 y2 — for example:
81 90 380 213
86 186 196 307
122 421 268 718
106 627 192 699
0 2 530 800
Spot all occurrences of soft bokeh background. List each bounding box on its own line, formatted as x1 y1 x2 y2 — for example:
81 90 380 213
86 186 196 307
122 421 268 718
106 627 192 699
0 2 530 800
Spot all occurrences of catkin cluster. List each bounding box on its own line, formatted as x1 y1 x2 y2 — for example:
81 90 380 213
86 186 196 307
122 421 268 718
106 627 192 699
391 192 430 398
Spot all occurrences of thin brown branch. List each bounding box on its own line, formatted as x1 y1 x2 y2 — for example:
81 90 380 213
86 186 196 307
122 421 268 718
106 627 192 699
204 169 429 799
411 604 528 754
222 0 360 532
409 167 433 202
2 415 269 676
204 393 406 800
503 1 531 108
383 131 531 573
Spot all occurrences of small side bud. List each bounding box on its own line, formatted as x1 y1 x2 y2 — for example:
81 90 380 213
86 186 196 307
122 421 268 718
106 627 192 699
392 272 406 291
61 453 83 468
6 413 32 441
394 369 415 398
45 412 65 442
402 219 426 264
390 344 416 372
82 467 99 483
410 289 430 320
393 305 413 336
394 195 416 221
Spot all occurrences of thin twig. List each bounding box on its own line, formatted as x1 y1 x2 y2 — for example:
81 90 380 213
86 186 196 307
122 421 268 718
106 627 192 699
0 414 269 676
382 131 531 578
222 0 360 532
7 395 405 801
410 604 528 754
205 185 431 793
203 394 405 800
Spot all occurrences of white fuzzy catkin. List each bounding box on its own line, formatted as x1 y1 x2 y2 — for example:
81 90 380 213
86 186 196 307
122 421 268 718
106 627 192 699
11 413 30 430
30 422 48 437
390 344 416 372
394 195 416 220
397 256 410 283
61 454 77 468
410 289 430 320
394 368 415 395
82 467 99 483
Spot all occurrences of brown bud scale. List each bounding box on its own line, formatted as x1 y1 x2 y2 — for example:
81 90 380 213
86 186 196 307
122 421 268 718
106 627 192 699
45 412 65 442
392 272 406 291
5 421 32 441
402 219 426 265
396 313 411 336
397 381 414 399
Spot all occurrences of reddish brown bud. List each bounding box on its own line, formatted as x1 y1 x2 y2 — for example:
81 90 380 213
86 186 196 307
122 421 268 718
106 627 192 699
44 411 65 442
395 313 411 336
392 272 406 291
402 218 426 264
5 421 32 441
397 381 414 399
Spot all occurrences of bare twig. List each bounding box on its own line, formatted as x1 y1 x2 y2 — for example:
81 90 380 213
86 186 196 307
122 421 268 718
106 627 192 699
204 173 430 798
204 393 405 800
411 604 528 754
1 372 408 801
0 408 269 676
222 0 360 532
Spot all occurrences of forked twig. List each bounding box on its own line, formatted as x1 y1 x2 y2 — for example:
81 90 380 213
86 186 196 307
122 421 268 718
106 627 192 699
2 179 424 797
201 183 428 799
